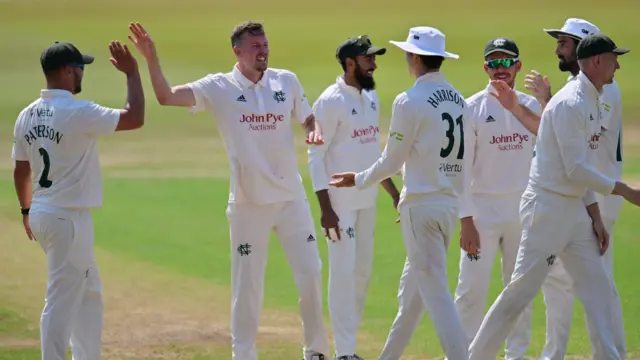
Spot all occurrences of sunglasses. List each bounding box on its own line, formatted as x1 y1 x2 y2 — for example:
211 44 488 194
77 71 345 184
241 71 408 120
70 63 85 70
485 58 519 69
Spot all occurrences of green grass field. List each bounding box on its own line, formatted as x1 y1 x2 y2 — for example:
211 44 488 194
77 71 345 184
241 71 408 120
1 0 640 359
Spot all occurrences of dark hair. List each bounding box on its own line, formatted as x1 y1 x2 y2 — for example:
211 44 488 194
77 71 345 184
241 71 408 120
419 55 444 70
340 58 348 71
230 21 265 47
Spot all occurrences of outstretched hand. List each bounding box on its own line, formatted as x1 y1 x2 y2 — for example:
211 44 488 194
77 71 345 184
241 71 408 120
128 22 157 60
108 40 138 75
329 172 356 188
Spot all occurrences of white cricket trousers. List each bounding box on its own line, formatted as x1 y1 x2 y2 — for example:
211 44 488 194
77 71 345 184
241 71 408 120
326 205 376 357
29 203 103 360
379 201 468 360
540 216 626 360
453 194 532 360
469 186 621 360
226 199 330 360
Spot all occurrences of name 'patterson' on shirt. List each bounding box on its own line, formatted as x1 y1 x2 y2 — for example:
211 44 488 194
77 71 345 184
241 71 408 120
23 124 64 145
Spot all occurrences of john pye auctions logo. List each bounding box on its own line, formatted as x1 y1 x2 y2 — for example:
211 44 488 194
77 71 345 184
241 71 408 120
489 132 530 151
240 113 285 131
351 125 379 144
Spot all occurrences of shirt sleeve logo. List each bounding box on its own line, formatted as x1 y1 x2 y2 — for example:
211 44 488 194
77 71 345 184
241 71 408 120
390 132 404 141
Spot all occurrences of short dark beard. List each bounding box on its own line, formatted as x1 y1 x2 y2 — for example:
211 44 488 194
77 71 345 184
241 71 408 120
354 62 375 90
559 58 579 75
73 71 82 94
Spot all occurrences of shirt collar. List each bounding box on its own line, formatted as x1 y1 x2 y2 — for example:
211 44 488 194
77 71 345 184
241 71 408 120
577 71 602 98
40 89 74 98
414 71 445 86
232 63 267 89
336 75 363 97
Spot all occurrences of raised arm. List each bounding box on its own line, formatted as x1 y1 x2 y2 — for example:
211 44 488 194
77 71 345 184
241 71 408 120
128 22 196 107
489 80 540 135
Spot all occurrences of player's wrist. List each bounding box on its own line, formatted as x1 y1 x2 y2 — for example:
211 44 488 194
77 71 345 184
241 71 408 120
20 207 29 215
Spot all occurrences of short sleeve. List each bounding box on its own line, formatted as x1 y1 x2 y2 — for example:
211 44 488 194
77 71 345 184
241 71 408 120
290 73 313 124
11 119 28 161
72 103 120 135
186 74 220 114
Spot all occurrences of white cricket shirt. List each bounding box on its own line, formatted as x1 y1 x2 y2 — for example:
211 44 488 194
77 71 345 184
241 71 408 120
354 72 467 209
594 81 624 220
528 72 616 205
11 89 120 209
458 83 541 218
308 76 382 210
188 64 312 205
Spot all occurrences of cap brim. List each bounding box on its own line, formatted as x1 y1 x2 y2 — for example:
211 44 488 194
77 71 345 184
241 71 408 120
389 40 459 59
82 54 94 65
543 29 583 41
613 47 630 55
366 46 386 56
484 49 518 57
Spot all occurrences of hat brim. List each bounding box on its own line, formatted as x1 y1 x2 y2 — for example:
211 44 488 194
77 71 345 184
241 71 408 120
543 29 583 41
389 40 459 59
82 54 94 65
365 46 386 56
484 49 518 57
613 47 630 55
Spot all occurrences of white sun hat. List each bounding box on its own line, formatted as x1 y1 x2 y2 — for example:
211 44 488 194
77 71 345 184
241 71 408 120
389 26 459 59
543 18 600 40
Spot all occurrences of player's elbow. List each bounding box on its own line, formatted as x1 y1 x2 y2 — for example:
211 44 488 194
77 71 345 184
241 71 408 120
115 109 145 131
156 92 172 106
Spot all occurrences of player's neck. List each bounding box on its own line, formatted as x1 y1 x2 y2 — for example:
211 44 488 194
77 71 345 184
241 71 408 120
237 63 264 84
46 81 74 94
343 74 362 92
582 71 604 92
414 67 439 79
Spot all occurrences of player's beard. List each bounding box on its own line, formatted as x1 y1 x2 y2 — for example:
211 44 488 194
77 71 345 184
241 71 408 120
355 63 375 91
73 69 82 94
558 56 578 74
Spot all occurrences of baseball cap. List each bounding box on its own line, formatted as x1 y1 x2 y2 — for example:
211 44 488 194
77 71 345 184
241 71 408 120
544 18 600 40
389 26 459 59
576 33 630 60
40 41 94 71
484 37 519 58
336 35 386 63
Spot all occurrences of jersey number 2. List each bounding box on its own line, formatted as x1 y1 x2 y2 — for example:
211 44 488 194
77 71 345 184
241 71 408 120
440 113 464 159
38 147 53 188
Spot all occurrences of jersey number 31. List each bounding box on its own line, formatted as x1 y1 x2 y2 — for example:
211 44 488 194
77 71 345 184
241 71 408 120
38 147 53 188
440 112 464 159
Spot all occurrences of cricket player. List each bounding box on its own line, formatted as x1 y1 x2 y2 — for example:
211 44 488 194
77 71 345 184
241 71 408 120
524 18 627 359
127 22 330 360
12 40 145 360
453 37 541 360
468 33 639 360
308 35 401 360
330 26 470 360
